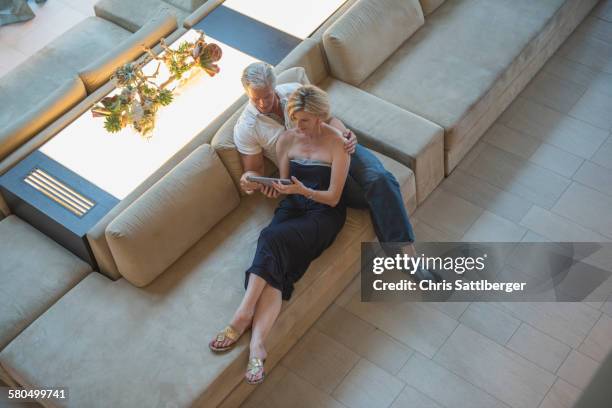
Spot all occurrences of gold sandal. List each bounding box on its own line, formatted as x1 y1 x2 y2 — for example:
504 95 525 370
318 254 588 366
245 357 265 385
209 325 241 352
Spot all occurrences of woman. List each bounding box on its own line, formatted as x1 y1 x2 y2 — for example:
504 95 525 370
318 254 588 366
209 85 350 384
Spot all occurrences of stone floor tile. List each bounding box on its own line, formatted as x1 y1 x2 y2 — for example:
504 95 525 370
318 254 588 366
281 329 360 394
242 365 345 408
578 313 612 362
397 352 510 408
500 97 608 159
529 143 584 178
498 302 601 348
538 378 582 408
521 70 586 113
345 296 458 358
520 206 610 242
462 211 527 242
462 144 571 209
569 88 612 130
413 189 483 238
458 302 521 345
434 325 556 408
506 323 571 373
332 359 404 408
557 350 600 390
316 304 414 375
390 384 443 408
552 182 612 238
573 161 612 196
441 169 533 223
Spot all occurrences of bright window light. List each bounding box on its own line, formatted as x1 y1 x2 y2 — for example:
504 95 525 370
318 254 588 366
40 30 258 199
223 0 347 39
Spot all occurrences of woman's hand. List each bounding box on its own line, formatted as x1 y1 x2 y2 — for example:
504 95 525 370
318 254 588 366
259 185 279 199
273 176 308 196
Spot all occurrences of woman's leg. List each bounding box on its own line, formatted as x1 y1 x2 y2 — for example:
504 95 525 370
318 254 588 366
212 273 267 349
246 284 282 383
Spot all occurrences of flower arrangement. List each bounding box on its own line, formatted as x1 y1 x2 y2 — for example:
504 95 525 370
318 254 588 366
91 31 222 137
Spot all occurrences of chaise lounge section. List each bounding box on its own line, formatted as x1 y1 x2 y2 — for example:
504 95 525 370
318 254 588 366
0 215 91 386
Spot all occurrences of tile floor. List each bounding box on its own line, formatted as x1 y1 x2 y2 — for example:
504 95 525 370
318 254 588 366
1 1 612 408
242 3 612 408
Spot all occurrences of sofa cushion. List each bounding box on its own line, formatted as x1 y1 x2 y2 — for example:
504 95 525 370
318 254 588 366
105 145 240 287
79 10 177 93
95 0 188 33
323 0 424 86
419 0 445 15
0 76 86 161
211 67 311 194
360 0 568 158
0 149 415 408
163 0 208 12
42 16 132 74
322 77 443 204
0 216 91 351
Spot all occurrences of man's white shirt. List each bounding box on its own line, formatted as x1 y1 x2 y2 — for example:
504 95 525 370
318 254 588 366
234 82 300 166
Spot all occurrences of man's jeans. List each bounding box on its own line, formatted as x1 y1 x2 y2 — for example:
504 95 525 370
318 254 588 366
343 145 416 243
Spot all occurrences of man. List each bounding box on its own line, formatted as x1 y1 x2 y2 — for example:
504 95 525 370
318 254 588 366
234 62 438 282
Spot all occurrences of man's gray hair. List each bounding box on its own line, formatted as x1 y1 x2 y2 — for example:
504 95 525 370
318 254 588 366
241 62 276 90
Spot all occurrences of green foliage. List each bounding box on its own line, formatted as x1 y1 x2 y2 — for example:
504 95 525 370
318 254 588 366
157 89 173 106
104 114 122 133
91 30 222 137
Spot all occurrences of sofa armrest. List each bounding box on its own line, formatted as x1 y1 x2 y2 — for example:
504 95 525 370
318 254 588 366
274 38 329 86
105 145 240 287
322 77 444 204
182 0 223 28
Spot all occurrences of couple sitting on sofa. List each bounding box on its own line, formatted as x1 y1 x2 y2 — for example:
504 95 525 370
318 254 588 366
209 62 435 385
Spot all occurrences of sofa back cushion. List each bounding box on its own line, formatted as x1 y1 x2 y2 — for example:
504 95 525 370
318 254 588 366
78 9 177 93
162 0 207 12
419 0 445 15
105 145 239 287
322 0 424 86
211 67 311 194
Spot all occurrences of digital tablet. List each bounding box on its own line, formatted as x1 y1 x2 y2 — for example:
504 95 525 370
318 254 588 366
246 176 293 187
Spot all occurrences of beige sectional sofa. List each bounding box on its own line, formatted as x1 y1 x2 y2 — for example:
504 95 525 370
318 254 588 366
0 0 600 407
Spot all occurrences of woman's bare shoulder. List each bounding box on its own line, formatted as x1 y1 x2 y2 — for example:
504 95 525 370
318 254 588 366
277 129 297 148
322 124 345 151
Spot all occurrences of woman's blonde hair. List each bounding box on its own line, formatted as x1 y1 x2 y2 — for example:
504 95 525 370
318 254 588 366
287 85 330 122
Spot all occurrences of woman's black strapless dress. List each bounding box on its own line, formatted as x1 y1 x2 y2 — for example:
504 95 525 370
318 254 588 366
245 159 347 300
